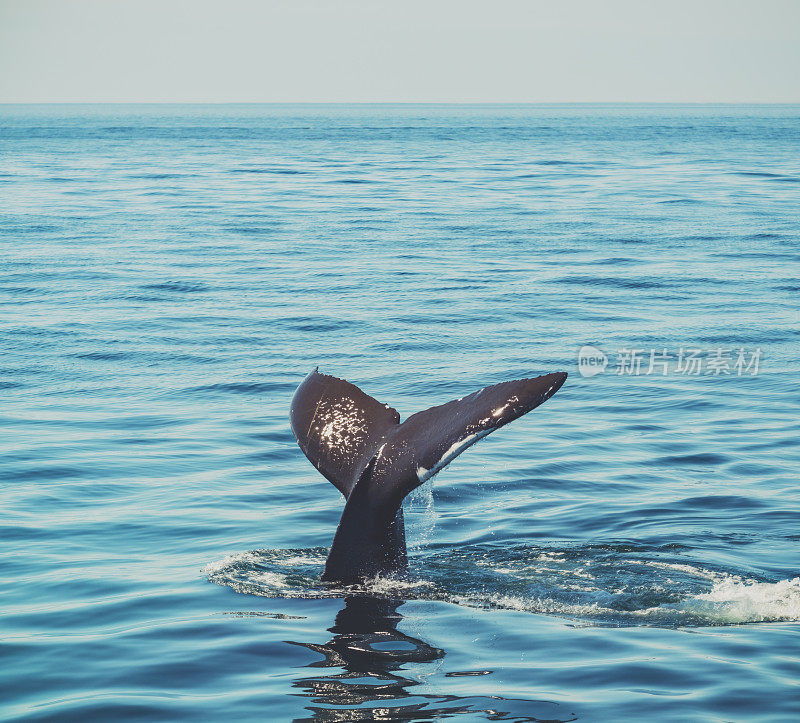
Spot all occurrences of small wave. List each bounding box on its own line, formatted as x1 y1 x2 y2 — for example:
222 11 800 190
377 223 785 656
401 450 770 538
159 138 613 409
736 171 800 183
71 351 129 361
227 167 308 175
226 227 282 236
536 159 584 166
173 381 296 397
129 172 184 180
554 275 667 289
139 280 209 293
0 381 25 390
327 178 378 184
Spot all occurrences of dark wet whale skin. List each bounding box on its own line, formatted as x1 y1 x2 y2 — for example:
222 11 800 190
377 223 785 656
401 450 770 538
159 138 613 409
290 369 568 583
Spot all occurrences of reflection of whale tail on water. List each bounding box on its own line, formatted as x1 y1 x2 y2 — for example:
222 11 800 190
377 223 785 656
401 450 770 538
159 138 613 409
290 369 568 584
287 596 444 717
288 596 443 672
286 596 577 722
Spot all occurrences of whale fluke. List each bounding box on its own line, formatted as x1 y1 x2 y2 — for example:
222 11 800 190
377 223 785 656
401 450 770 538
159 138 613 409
290 369 568 584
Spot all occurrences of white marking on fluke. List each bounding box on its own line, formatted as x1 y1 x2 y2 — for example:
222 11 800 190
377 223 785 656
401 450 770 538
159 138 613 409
492 404 510 418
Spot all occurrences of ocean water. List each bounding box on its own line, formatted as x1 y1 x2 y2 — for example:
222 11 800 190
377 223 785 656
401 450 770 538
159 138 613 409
1 104 799 721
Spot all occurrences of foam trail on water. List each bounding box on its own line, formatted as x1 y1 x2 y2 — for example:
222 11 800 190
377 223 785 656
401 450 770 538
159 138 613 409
204 547 800 627
668 576 800 624
202 551 261 575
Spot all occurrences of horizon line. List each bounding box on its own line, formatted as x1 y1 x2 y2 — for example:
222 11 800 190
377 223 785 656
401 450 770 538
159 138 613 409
2 100 799 106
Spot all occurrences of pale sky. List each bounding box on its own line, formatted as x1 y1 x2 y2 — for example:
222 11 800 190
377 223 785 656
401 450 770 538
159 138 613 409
1 0 799 103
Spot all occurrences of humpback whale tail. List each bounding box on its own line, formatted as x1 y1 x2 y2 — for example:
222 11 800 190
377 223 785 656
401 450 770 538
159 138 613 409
290 369 568 584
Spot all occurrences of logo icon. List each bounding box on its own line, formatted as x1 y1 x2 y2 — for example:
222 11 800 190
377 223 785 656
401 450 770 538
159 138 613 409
577 345 608 378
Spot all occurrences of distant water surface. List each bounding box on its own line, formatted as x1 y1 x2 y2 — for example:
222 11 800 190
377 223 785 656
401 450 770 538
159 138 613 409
1 104 799 721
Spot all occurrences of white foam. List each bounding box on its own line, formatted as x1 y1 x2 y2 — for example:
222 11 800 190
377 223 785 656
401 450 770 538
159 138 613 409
249 571 290 590
670 576 800 623
452 592 609 619
636 560 719 579
450 573 800 626
365 574 435 595
203 548 800 627
204 552 294 595
279 553 326 566
201 551 260 575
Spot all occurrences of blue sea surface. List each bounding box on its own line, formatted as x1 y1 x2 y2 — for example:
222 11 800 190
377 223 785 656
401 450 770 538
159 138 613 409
1 104 799 721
